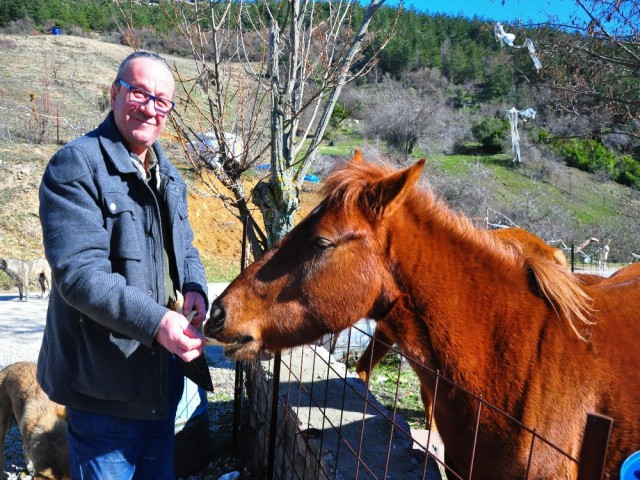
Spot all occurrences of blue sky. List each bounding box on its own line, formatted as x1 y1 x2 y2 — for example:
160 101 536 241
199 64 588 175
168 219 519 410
392 0 584 25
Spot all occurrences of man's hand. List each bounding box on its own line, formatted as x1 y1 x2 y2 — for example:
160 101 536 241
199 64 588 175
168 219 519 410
182 291 207 328
155 310 204 362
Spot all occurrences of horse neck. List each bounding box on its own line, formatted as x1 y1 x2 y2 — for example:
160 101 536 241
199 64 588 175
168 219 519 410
385 201 530 389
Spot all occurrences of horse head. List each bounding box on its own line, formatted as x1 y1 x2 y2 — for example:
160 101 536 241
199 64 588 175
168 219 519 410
205 151 425 360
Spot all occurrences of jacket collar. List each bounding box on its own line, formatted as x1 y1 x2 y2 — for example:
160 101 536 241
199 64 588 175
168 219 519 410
97 112 170 180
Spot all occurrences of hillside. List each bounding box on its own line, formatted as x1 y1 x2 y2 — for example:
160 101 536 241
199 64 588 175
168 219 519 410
1 33 639 291
0 33 321 285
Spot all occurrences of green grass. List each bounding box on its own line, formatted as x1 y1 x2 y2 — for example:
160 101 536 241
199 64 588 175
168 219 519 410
201 256 241 283
318 138 364 157
348 353 427 430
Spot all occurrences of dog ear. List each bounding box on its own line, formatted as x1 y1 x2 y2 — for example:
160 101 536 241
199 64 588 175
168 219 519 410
55 405 67 420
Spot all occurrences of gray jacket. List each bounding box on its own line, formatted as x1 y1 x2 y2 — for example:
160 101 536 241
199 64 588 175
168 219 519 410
37 113 208 420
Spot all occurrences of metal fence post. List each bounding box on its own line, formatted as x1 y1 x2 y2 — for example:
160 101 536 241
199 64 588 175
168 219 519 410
266 353 282 480
577 412 613 480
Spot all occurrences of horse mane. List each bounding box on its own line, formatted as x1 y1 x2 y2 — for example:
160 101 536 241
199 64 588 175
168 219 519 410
321 157 399 211
527 260 595 340
321 155 595 340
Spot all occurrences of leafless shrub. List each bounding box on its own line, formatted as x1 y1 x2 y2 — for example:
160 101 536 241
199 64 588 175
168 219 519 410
525 145 561 182
536 107 594 140
66 25 87 37
430 160 496 218
1 18 37 35
403 67 450 93
133 27 194 57
100 31 124 45
359 73 456 155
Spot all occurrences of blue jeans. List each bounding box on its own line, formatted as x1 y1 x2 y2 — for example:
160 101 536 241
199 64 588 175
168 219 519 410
66 358 183 480
67 407 177 480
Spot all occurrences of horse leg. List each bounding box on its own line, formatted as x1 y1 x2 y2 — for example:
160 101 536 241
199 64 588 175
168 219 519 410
43 270 51 299
355 326 394 383
21 271 29 302
420 383 436 431
329 332 339 354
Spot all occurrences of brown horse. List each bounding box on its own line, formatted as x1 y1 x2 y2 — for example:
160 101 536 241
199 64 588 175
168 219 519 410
205 151 640 479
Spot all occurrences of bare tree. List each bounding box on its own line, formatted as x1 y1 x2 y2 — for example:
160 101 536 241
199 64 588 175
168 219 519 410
535 0 640 145
158 0 394 254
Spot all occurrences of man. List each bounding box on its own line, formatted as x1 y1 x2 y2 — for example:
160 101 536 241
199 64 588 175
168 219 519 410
38 51 209 479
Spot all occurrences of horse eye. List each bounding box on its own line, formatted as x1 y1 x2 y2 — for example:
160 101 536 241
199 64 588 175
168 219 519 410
312 237 334 252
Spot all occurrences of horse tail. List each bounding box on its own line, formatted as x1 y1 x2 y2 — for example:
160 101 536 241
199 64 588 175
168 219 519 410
527 258 596 341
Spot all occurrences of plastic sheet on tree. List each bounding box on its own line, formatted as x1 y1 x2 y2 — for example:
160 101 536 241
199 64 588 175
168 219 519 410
494 22 542 71
506 107 536 163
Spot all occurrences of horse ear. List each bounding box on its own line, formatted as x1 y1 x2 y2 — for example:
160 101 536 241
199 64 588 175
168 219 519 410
352 149 364 163
368 159 425 217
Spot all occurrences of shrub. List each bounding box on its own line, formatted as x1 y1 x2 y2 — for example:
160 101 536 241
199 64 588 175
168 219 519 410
616 155 640 189
471 116 509 154
550 139 640 190
535 127 550 143
555 139 618 178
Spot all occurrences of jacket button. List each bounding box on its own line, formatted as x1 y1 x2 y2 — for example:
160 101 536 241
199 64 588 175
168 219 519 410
148 289 153 296
151 409 156 414
109 202 116 211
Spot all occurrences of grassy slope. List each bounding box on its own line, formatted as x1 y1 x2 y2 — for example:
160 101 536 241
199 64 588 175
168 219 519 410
431 153 632 224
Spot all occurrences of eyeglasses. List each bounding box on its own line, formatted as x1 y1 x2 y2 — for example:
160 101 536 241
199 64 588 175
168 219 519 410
117 79 175 115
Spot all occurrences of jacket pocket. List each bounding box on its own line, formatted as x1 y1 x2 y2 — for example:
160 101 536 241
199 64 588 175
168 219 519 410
103 192 143 261
71 318 140 401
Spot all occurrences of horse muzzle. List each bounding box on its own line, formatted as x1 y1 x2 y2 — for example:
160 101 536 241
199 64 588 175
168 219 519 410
204 301 256 352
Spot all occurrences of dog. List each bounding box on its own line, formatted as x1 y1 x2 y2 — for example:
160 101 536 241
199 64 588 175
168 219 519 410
0 258 51 302
0 362 70 479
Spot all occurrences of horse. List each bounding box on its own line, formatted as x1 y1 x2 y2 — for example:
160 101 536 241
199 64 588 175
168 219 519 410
205 151 640 479
607 261 640 280
353 226 572 431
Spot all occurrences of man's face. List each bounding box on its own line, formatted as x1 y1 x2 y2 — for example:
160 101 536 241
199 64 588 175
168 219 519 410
110 57 175 157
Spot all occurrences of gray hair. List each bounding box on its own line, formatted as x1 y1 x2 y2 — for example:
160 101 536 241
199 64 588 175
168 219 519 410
113 51 171 84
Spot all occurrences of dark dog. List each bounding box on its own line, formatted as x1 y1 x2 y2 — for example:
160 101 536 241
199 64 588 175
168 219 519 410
0 258 51 302
0 362 69 479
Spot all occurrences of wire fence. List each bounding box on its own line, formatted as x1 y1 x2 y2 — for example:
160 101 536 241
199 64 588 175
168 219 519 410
0 102 99 145
229 332 612 479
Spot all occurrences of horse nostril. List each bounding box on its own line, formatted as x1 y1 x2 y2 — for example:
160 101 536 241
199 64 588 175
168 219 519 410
210 305 224 323
205 303 226 336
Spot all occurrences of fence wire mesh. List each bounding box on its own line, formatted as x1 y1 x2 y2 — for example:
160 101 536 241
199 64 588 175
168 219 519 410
229 322 611 479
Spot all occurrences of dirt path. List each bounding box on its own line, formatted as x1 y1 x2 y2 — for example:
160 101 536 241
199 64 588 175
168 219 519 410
0 294 49 369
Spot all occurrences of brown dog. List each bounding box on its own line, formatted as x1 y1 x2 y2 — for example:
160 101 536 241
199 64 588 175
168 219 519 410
0 362 70 479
